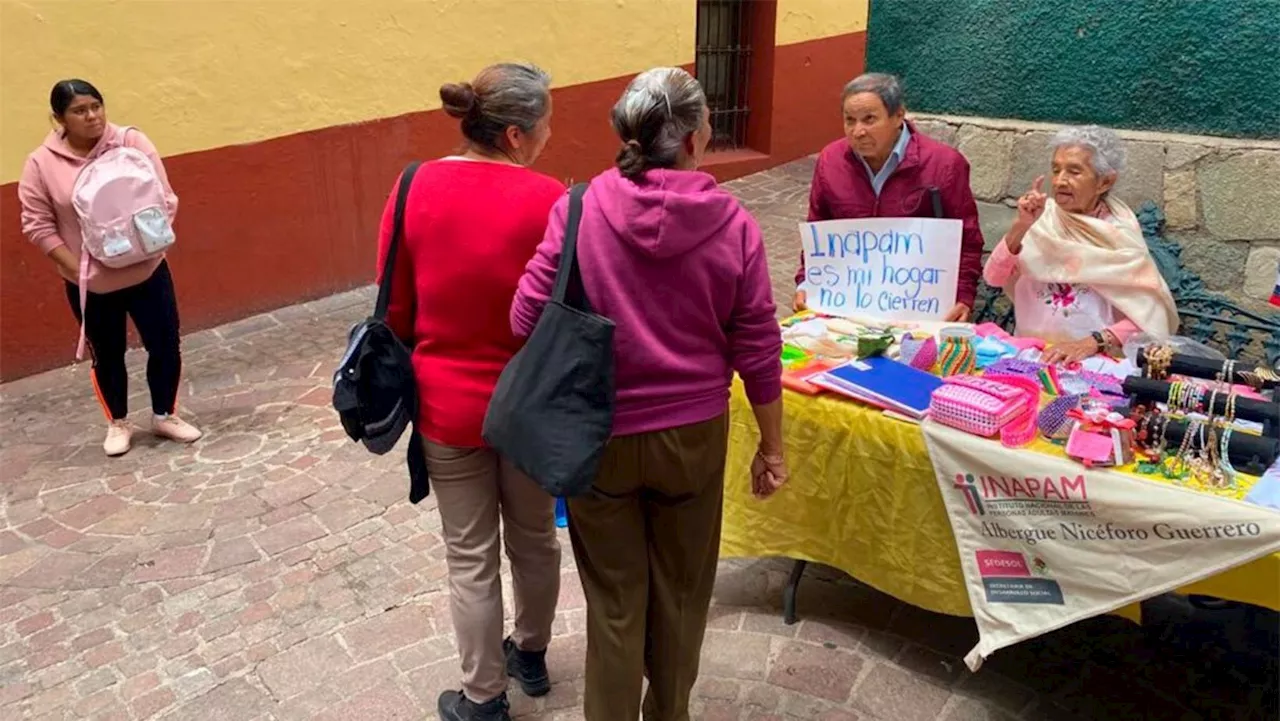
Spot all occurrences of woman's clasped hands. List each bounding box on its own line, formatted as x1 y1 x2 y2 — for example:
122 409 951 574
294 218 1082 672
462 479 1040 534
751 447 788 499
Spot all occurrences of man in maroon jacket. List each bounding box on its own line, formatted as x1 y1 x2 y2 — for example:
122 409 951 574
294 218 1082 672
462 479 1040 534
794 73 985 321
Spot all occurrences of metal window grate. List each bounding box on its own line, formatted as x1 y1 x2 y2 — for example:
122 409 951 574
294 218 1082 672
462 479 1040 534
696 0 754 150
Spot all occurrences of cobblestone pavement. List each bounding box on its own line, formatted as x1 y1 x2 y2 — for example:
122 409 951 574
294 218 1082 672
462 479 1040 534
2 158 1276 721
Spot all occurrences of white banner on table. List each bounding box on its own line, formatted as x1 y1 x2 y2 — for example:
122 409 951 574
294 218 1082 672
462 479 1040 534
922 420 1280 671
798 217 961 321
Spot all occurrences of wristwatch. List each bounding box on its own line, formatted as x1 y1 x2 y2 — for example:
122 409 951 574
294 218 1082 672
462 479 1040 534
1090 331 1107 353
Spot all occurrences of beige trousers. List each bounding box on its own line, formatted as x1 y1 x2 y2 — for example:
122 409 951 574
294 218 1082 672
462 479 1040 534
567 414 728 721
425 442 562 703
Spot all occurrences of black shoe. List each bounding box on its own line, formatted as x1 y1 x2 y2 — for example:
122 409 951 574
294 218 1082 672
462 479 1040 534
503 636 551 697
437 690 510 721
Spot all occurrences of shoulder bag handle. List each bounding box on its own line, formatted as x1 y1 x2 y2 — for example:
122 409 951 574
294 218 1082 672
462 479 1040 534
551 183 592 313
374 161 422 321
928 186 944 219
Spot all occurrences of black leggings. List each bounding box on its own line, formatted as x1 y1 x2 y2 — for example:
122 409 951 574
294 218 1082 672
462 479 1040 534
65 261 182 420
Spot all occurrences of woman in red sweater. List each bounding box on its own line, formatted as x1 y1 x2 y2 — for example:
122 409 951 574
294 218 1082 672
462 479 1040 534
375 63 565 721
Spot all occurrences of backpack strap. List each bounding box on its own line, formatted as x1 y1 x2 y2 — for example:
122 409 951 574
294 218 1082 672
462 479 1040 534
374 161 422 321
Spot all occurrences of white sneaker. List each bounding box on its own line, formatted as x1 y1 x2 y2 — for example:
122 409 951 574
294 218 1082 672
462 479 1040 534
152 414 203 443
104 421 133 457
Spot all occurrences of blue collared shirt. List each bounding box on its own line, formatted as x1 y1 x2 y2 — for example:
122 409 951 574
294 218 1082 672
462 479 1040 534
856 124 911 197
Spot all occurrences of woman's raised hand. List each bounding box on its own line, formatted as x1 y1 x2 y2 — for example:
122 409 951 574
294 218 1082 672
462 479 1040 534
1006 176 1047 254
1016 175 1048 228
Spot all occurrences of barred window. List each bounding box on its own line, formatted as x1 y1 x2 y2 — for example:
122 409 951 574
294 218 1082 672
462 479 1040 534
695 0 754 150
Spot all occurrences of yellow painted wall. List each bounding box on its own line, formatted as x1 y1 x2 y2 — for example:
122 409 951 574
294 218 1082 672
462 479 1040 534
0 0 696 183
776 0 869 45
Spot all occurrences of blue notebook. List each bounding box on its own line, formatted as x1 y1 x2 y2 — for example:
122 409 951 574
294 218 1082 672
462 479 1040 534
814 357 943 419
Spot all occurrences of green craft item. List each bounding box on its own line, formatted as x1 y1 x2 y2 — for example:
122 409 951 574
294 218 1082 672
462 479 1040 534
781 344 809 366
857 333 893 358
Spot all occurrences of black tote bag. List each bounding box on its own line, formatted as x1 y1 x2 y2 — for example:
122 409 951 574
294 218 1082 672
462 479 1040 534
483 183 616 497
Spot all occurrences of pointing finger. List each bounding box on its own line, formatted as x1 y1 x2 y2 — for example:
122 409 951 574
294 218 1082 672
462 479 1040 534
1033 175 1045 194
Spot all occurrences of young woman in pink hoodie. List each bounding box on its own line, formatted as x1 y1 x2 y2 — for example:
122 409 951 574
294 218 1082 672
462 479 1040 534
19 80 201 456
511 67 788 721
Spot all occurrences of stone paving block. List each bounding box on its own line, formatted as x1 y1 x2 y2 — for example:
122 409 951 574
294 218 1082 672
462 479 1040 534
700 630 772 680
253 516 326 556
311 681 419 721
850 662 952 721
257 635 351 700
796 619 867 651
160 678 274 721
215 314 281 341
767 641 862 703
255 473 324 508
894 644 964 687
337 604 433 661
56 495 128 530
694 676 742 702
131 686 177 718
953 668 1036 716
939 696 1019 721
544 631 588 682
203 537 262 573
314 496 380 534
403 657 461 709
129 545 208 583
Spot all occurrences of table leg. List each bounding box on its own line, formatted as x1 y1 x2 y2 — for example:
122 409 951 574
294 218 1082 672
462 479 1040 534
783 560 808 625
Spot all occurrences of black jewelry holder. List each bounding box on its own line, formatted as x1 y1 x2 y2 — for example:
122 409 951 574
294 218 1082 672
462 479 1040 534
1142 417 1278 475
1136 347 1280 391
1122 377 1280 440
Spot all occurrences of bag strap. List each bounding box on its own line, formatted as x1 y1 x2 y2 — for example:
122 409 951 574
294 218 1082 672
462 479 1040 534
928 186 944 219
551 183 591 312
981 374 1042 448
374 161 423 321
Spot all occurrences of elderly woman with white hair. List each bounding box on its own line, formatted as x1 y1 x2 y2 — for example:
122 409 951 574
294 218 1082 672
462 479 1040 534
511 67 786 721
983 125 1178 364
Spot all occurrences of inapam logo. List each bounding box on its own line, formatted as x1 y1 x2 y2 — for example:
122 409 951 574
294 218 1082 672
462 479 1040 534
954 473 985 515
952 472 1092 518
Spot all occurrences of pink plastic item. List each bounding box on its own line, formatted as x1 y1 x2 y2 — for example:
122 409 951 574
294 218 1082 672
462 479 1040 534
1065 431 1114 463
929 374 1039 446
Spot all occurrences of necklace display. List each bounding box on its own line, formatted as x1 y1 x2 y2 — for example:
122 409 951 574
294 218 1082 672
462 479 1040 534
1132 359 1241 489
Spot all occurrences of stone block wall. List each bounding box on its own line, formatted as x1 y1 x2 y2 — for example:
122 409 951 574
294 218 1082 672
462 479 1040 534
911 113 1280 313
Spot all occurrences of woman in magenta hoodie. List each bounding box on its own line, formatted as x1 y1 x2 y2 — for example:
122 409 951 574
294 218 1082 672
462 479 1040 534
19 80 200 457
511 67 787 721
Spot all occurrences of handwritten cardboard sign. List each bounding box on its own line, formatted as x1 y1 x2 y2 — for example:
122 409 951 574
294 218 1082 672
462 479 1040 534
798 217 962 321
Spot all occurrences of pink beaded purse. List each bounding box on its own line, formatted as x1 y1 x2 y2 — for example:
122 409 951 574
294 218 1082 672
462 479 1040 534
929 374 1039 447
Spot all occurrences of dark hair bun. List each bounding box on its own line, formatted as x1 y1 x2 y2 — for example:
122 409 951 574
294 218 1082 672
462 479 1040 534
616 139 647 179
440 82 478 118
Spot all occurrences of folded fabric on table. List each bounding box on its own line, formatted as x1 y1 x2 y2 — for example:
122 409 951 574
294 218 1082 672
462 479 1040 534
973 323 1046 351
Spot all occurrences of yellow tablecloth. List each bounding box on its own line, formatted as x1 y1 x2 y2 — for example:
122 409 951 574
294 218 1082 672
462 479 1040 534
722 382 1280 619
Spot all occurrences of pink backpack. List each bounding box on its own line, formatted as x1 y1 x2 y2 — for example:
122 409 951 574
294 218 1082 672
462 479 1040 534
70 128 176 359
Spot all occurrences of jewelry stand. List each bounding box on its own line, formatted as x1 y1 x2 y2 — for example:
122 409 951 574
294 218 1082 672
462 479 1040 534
1141 417 1279 474
1121 377 1280 439
1136 347 1280 392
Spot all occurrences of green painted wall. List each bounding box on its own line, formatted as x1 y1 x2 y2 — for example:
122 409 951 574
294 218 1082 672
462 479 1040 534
866 0 1280 140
